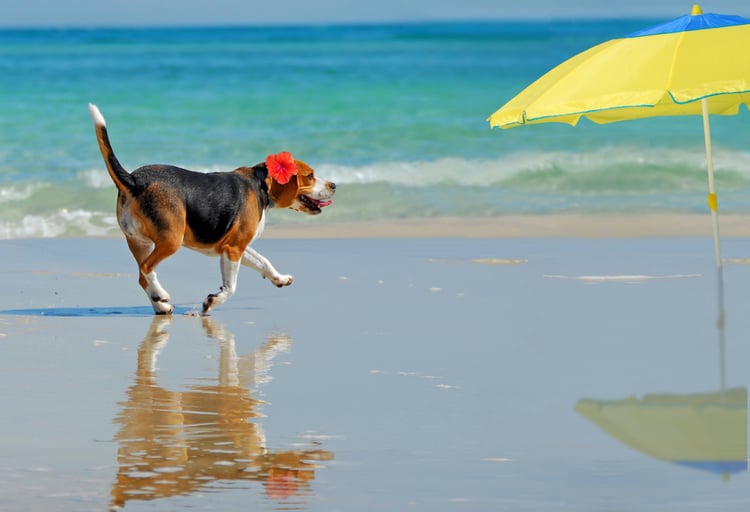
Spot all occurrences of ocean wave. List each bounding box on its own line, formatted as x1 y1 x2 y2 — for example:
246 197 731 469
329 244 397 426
10 148 744 197
4 145 750 239
0 183 48 203
77 169 116 189
0 209 119 239
315 146 750 191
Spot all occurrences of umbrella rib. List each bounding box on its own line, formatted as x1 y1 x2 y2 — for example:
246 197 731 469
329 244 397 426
665 30 686 100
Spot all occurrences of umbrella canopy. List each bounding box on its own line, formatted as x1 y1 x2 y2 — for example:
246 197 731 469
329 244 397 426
576 388 747 479
488 5 750 127
488 5 750 268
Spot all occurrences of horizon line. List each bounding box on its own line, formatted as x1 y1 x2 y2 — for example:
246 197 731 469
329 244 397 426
0 15 674 31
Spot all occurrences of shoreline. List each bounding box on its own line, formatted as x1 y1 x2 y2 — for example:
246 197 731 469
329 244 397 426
261 213 750 239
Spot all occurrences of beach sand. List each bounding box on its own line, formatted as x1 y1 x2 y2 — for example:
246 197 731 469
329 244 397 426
265 213 750 239
1 214 750 511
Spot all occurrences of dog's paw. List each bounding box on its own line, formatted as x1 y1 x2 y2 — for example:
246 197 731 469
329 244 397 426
271 274 293 288
202 295 216 315
152 301 174 315
150 291 171 303
149 290 173 315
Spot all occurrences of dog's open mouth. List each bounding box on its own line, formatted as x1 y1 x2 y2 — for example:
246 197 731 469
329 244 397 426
300 195 333 212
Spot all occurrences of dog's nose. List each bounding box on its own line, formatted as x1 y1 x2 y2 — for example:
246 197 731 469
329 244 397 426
329 182 336 191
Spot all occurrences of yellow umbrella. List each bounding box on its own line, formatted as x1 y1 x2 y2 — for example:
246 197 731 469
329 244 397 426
576 388 747 479
488 5 750 268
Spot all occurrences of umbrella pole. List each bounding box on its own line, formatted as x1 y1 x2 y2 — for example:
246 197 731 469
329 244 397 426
702 100 726 401
701 98 723 269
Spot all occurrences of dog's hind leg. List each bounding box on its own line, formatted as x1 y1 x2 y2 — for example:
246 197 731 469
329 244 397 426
126 237 177 315
202 252 241 315
241 246 293 288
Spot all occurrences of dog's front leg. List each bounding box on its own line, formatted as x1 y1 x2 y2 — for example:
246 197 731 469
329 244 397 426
241 246 293 288
202 253 241 314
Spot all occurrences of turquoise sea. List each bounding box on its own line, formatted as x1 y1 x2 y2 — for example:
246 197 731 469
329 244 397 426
3 20 750 238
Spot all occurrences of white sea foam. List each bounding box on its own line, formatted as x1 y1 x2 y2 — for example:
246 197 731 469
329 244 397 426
0 210 118 239
0 183 47 203
77 168 114 189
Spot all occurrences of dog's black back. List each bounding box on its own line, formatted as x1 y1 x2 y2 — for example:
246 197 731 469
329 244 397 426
129 165 267 245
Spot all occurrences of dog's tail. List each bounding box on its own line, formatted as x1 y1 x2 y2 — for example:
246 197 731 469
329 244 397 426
88 103 135 193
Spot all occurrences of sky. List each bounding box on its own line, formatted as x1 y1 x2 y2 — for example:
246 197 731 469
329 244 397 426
2 0 747 27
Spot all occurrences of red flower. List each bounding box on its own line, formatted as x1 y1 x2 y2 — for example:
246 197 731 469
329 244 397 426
265 473 298 500
266 152 298 184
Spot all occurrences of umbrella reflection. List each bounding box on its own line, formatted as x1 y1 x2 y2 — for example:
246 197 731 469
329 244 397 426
576 268 747 479
110 317 333 510
577 388 746 478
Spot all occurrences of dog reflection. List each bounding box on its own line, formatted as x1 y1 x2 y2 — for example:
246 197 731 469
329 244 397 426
111 317 332 510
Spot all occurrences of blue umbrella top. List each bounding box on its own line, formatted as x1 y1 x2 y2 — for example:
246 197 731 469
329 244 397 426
626 4 750 38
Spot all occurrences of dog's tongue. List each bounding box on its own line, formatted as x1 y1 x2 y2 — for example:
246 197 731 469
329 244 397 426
318 200 333 208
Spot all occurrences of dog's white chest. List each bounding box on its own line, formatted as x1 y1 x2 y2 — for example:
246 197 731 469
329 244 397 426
251 212 266 243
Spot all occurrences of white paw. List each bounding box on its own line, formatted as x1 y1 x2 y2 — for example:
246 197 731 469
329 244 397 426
271 274 294 288
152 301 174 315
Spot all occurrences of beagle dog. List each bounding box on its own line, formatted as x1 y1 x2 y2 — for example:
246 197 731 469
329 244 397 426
88 104 335 315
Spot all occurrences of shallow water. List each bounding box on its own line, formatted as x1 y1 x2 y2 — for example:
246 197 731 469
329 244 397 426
0 237 749 511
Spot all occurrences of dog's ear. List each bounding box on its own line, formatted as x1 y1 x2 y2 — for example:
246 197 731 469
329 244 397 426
269 173 299 208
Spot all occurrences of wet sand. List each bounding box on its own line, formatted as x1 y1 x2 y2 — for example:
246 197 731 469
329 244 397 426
1 216 750 511
264 213 750 239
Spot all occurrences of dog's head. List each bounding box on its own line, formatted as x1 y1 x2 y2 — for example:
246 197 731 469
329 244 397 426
265 155 336 215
